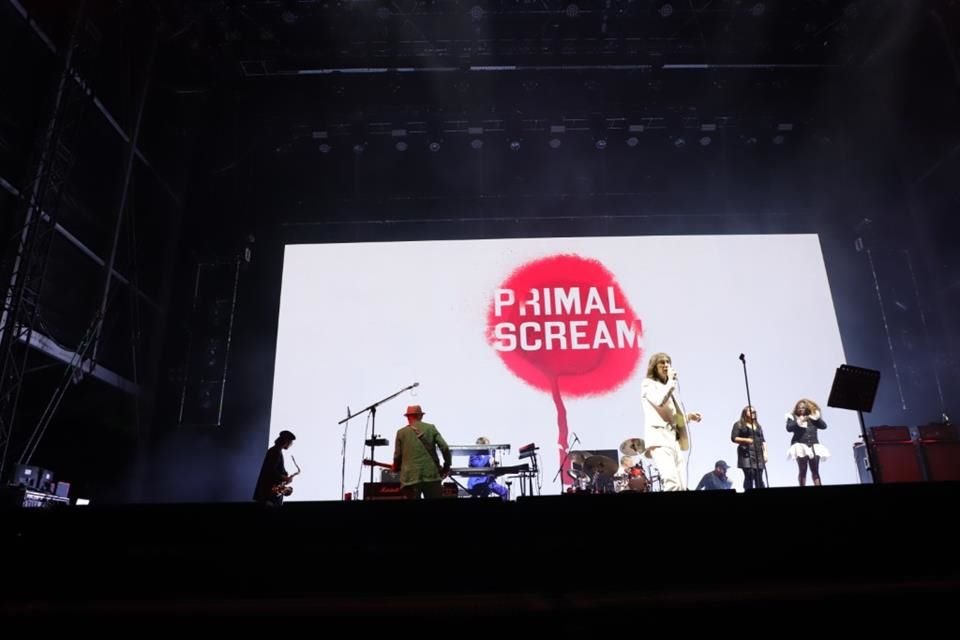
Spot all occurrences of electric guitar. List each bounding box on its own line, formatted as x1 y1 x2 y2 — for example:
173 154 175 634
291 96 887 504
272 456 301 497
667 390 696 452
674 410 690 452
363 459 394 472
363 459 450 478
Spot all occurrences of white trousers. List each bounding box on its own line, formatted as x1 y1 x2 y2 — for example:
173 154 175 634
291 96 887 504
651 445 687 491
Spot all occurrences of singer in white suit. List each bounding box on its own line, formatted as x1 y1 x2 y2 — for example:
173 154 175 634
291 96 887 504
641 352 702 491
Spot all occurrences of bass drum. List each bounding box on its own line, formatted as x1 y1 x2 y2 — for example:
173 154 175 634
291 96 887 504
623 466 649 492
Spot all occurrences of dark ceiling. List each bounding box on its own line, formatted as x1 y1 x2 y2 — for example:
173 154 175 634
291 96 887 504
151 0 958 202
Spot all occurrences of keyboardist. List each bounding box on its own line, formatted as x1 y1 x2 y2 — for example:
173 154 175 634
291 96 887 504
467 437 509 501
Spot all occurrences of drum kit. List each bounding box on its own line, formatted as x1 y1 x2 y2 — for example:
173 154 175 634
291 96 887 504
566 438 661 494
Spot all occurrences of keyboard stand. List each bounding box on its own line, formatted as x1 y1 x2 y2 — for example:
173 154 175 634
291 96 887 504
516 450 540 497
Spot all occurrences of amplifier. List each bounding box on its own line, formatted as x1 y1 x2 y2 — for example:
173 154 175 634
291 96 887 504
870 426 911 443
920 441 960 481
872 441 924 483
55 481 71 498
918 424 958 442
362 482 459 499
10 464 39 488
363 482 411 500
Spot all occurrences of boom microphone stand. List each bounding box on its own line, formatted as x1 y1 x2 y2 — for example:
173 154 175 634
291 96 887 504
337 382 419 498
739 354 768 488
552 432 580 494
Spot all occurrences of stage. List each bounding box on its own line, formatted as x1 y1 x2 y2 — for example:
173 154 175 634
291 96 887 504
2 482 958 624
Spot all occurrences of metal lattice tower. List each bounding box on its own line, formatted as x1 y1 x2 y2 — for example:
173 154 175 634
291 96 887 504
0 1 100 479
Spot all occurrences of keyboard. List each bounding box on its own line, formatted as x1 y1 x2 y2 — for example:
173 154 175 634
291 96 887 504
448 463 530 477
448 444 511 454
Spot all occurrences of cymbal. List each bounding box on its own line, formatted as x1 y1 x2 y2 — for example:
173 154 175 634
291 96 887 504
619 438 646 456
568 450 592 466
584 455 619 477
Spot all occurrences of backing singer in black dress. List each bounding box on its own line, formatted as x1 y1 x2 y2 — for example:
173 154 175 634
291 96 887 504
731 406 766 490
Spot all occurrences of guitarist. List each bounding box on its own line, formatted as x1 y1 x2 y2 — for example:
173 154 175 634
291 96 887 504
392 405 452 499
252 429 296 506
641 353 702 491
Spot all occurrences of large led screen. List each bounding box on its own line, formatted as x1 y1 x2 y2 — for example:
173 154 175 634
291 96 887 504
269 234 859 500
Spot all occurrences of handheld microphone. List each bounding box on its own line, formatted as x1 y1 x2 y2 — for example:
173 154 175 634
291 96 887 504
739 353 745 362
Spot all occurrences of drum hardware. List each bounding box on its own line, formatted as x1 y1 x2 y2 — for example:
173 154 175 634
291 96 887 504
619 438 646 457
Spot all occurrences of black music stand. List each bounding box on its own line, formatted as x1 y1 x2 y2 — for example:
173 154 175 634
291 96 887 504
827 365 881 482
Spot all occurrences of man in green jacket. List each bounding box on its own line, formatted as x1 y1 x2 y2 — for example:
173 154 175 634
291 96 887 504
392 404 452 499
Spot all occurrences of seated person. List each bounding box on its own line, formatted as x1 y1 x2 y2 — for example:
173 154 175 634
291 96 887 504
468 437 509 501
695 460 733 491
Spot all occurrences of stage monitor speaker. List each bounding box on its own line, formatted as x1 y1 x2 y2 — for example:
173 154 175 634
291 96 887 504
827 365 881 412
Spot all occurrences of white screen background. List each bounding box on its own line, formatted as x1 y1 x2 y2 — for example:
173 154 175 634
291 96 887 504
269 234 860 500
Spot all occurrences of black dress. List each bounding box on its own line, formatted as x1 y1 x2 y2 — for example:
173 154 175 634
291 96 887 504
731 420 765 470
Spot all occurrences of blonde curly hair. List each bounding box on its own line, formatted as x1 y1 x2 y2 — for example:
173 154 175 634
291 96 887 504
793 398 821 415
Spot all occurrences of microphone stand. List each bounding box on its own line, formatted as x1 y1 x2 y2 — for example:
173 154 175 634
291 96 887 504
552 434 579 494
337 382 419 498
738 354 768 488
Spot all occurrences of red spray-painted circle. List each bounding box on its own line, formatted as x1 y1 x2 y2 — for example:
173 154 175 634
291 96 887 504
486 254 643 397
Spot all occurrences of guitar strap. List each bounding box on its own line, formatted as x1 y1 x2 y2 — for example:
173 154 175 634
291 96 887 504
407 423 443 474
